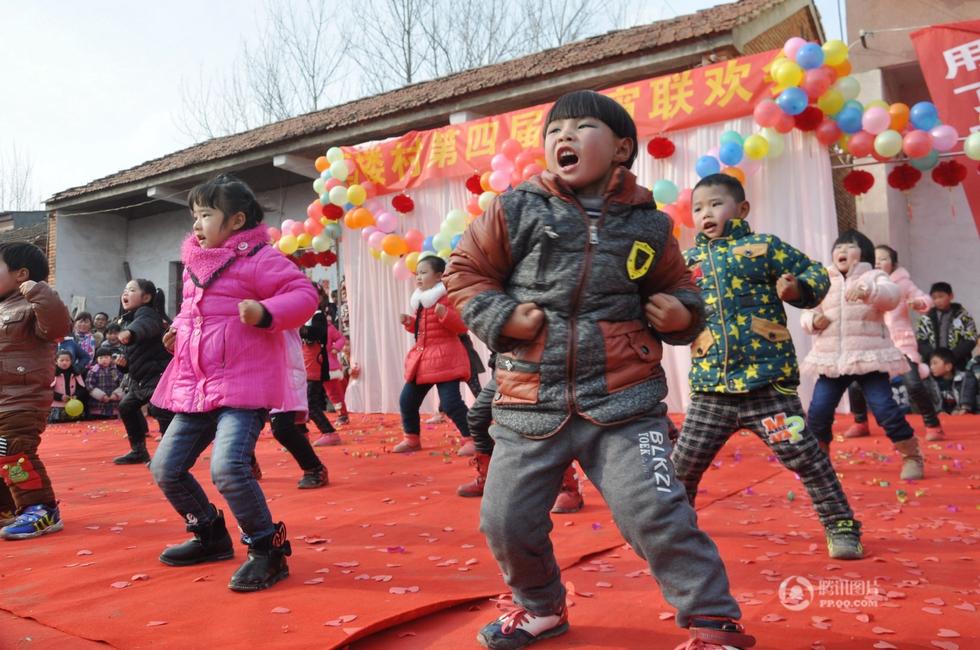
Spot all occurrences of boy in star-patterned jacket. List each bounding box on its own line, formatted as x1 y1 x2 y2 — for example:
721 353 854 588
671 174 862 561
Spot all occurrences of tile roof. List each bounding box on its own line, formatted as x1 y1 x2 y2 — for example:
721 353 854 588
49 0 785 205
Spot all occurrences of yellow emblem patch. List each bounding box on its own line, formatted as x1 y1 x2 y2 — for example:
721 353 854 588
626 241 655 280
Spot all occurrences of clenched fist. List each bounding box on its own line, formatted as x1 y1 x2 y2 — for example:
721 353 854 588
776 273 801 302
239 299 265 326
162 327 176 352
645 293 692 333
501 302 545 340
812 313 830 330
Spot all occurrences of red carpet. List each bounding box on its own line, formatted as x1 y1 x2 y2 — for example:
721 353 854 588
1 413 977 649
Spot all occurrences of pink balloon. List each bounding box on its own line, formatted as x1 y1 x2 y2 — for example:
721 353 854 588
501 138 523 160
861 107 891 135
783 36 807 60
361 225 379 241
514 150 536 170
267 227 281 241
902 129 933 158
753 99 782 128
930 124 958 152
706 146 720 159
739 157 762 176
375 211 398 233
522 163 543 179
676 188 693 210
404 228 425 252
368 231 385 250
364 199 383 214
489 170 510 192
773 111 795 134
393 260 413 281
801 67 835 99
815 118 842 146
304 217 324 236
491 153 514 173
289 221 305 237
847 131 875 158
324 177 342 191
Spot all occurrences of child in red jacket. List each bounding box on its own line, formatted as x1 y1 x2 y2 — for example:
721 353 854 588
394 255 471 453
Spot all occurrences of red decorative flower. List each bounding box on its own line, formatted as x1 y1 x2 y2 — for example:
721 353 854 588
299 252 318 268
316 251 338 267
322 203 344 220
887 164 922 192
842 169 875 196
646 136 675 159
932 159 968 188
392 193 415 214
793 106 824 132
465 174 483 195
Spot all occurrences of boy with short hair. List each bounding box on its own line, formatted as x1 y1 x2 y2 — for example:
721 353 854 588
447 91 754 650
917 282 978 371
0 243 73 539
672 174 863 560
929 348 978 414
87 347 125 419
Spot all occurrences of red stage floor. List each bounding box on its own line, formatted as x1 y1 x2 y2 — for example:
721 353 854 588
1 413 977 649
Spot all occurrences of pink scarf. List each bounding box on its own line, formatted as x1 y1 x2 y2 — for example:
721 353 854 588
181 226 269 287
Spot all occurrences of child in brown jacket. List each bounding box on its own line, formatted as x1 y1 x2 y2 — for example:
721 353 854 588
0 243 72 539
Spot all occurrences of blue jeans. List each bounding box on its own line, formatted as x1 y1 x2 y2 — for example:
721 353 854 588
150 408 273 542
400 381 470 437
808 372 914 444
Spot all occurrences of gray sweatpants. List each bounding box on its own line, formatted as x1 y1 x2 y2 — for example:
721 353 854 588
480 406 741 627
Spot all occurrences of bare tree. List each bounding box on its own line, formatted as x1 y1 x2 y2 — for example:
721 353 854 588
347 0 431 95
0 143 40 210
519 0 620 52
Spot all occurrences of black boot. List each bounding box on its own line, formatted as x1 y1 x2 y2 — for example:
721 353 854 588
114 441 150 465
159 509 235 567
228 522 291 592
297 465 328 489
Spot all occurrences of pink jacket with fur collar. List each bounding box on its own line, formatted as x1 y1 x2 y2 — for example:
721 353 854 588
152 226 318 413
800 262 908 378
883 266 932 364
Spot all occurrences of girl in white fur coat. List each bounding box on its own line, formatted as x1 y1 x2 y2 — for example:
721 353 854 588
801 230 924 480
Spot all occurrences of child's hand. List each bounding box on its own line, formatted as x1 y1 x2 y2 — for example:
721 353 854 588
501 302 545 340
812 313 831 330
434 303 447 318
101 395 110 403
18 280 37 295
645 293 692 333
238 299 265 326
162 327 176 352
845 284 869 302
118 330 132 345
399 313 413 328
908 297 927 310
776 273 801 302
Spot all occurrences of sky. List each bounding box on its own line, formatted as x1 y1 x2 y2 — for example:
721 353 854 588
0 0 846 207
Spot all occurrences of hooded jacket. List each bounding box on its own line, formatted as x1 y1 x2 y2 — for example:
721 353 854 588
445 167 703 438
882 267 931 365
403 282 470 384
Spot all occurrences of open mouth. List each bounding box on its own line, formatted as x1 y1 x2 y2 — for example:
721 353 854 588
557 147 579 169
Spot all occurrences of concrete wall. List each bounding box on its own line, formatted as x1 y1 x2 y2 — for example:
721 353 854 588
54 212 127 316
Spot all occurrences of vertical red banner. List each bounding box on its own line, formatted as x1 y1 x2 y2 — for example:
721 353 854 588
911 20 980 235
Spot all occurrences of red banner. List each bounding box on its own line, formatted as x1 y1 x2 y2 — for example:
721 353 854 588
911 21 980 235
341 50 778 193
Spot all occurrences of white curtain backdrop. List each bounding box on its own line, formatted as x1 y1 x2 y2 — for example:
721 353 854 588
344 116 838 414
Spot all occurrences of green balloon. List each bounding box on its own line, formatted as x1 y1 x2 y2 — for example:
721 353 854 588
720 130 744 147
964 132 980 161
910 150 939 171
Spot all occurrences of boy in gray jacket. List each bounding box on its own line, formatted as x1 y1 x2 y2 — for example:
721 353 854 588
446 91 754 650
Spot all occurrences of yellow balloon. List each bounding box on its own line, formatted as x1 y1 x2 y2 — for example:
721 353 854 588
821 39 849 67
773 60 804 87
817 89 844 116
369 247 382 260
65 398 84 418
296 233 312 249
278 234 298 255
405 251 420 273
864 99 889 111
743 134 769 160
347 184 367 206
437 247 452 260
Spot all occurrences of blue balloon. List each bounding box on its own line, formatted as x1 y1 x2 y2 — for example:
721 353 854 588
319 192 331 205
719 130 743 147
718 141 744 166
423 236 436 252
910 149 939 171
909 101 939 130
776 87 809 116
835 106 863 134
344 202 353 211
841 100 864 114
795 43 825 70
695 155 721 178
451 234 462 249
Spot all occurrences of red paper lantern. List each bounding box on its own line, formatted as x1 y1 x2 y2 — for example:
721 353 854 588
887 164 922 192
793 106 824 132
316 251 338 267
842 169 875 196
391 194 415 214
646 136 675 159
931 159 967 188
465 174 483 195
322 203 344 220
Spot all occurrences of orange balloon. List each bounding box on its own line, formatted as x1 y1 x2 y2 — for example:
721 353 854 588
480 171 494 192
381 234 409 257
315 156 329 173
351 207 374 228
343 211 358 229
888 102 910 131
831 59 852 77
722 166 746 184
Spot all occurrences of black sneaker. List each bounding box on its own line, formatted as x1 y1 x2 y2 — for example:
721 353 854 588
826 519 864 560
297 466 328 489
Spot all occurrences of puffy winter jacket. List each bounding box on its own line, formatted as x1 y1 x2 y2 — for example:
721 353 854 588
0 282 72 413
882 267 931 364
301 310 347 381
117 305 172 384
446 167 703 438
916 303 978 371
801 262 908 378
403 282 470 384
152 226 318 413
683 218 829 393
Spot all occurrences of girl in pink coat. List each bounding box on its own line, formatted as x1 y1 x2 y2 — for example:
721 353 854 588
149 174 317 593
845 245 944 441
801 230 924 481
